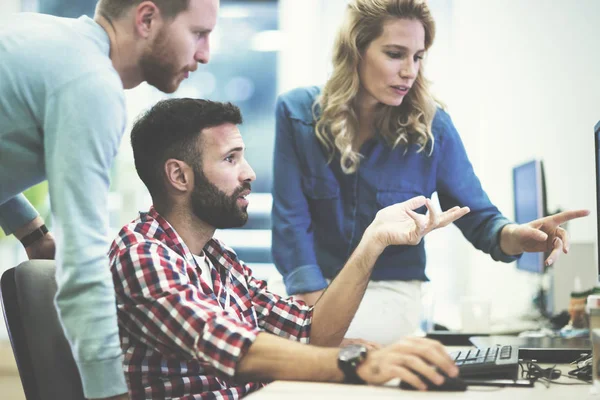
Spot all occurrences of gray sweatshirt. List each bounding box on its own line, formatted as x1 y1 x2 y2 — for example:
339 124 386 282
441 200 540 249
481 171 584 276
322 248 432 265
0 13 127 398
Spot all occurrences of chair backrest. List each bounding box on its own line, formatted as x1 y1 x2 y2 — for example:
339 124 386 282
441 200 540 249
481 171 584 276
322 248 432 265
0 260 85 400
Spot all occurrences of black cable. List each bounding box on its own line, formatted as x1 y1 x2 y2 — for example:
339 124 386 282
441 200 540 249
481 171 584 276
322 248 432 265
519 361 593 387
571 353 591 365
567 360 593 383
520 362 560 384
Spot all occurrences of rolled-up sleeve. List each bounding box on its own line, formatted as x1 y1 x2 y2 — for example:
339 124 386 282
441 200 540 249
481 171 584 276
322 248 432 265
242 260 312 343
271 95 328 295
0 194 39 235
434 110 518 263
112 241 260 378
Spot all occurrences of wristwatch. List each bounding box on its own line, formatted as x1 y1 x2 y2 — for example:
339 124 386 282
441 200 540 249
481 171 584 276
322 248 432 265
338 344 368 384
20 224 48 248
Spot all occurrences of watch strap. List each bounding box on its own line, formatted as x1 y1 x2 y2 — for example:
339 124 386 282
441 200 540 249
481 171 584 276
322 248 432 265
340 362 366 384
20 224 49 247
338 345 367 384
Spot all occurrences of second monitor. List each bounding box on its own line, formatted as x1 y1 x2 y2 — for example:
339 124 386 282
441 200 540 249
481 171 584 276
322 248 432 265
512 159 548 274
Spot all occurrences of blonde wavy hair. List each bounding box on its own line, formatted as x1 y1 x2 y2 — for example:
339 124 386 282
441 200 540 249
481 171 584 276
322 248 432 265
315 0 439 174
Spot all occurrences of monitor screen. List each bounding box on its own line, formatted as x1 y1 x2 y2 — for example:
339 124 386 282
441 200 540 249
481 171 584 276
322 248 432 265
513 160 546 273
595 121 600 278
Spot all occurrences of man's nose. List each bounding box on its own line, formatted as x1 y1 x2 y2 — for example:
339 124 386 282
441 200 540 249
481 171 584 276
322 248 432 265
195 39 210 65
242 158 256 183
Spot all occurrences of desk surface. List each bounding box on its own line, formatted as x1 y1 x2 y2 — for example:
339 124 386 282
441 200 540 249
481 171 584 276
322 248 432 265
246 365 594 400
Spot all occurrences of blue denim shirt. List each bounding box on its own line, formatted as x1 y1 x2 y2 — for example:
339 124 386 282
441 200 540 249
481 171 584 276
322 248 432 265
272 86 518 295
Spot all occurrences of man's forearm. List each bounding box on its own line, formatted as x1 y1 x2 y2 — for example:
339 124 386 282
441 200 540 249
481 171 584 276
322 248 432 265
236 332 343 383
310 231 384 347
13 215 45 240
294 289 325 306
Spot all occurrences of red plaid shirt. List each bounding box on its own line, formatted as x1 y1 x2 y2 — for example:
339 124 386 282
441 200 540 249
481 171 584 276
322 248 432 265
109 208 313 399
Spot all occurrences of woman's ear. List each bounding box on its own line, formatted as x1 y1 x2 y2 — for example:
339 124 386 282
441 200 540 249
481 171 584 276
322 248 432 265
164 159 192 193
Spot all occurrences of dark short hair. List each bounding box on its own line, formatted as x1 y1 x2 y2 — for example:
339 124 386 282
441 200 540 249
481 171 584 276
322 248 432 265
131 98 243 202
96 0 189 20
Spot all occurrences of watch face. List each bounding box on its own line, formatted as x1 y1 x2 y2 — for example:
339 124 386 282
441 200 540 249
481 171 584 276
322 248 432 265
339 344 367 363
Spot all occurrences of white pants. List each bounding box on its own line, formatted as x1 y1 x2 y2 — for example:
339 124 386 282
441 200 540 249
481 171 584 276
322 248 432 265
267 276 423 345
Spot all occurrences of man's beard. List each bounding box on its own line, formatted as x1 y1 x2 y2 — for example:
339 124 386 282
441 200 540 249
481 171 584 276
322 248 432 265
139 28 181 93
190 167 250 229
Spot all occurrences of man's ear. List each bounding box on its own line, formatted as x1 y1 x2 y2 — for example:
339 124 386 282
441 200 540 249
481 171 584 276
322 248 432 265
164 159 192 193
133 1 162 39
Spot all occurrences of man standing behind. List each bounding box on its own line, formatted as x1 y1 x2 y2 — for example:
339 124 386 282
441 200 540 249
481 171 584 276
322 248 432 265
109 98 469 398
0 1 218 398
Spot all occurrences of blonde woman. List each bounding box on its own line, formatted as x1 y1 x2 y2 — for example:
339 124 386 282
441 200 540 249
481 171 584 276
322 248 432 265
271 0 588 345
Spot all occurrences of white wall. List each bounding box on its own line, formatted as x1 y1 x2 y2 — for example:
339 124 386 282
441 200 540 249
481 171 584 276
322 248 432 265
444 0 598 240
440 0 600 321
279 0 600 326
0 0 21 22
278 0 348 93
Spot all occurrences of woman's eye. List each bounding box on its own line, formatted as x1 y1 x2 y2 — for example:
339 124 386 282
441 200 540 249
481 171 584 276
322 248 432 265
225 155 234 163
386 52 403 59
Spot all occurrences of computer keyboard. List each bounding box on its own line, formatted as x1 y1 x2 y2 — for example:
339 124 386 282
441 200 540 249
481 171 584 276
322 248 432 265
450 345 520 380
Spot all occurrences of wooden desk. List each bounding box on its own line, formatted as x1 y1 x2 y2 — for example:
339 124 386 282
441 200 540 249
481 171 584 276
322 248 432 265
246 364 595 399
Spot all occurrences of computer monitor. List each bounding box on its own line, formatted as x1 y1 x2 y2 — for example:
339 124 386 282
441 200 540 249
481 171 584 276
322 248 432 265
595 120 600 278
512 160 548 273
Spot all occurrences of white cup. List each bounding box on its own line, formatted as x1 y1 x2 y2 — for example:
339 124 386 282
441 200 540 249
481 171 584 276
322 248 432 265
460 296 491 333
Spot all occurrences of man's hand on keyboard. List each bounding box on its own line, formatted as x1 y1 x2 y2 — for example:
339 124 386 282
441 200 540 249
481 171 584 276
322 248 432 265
500 209 590 266
355 337 459 391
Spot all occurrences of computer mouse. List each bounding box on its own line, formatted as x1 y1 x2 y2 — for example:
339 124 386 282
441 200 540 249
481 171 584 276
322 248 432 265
399 371 468 392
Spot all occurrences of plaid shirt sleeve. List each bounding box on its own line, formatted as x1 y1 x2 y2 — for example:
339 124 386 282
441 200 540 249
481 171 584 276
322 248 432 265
111 240 260 379
241 260 313 343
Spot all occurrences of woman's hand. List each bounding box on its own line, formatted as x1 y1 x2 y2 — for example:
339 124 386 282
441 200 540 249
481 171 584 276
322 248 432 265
366 196 470 251
500 209 590 266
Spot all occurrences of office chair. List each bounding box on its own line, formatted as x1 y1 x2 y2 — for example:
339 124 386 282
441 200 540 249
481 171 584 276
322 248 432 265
0 260 85 400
